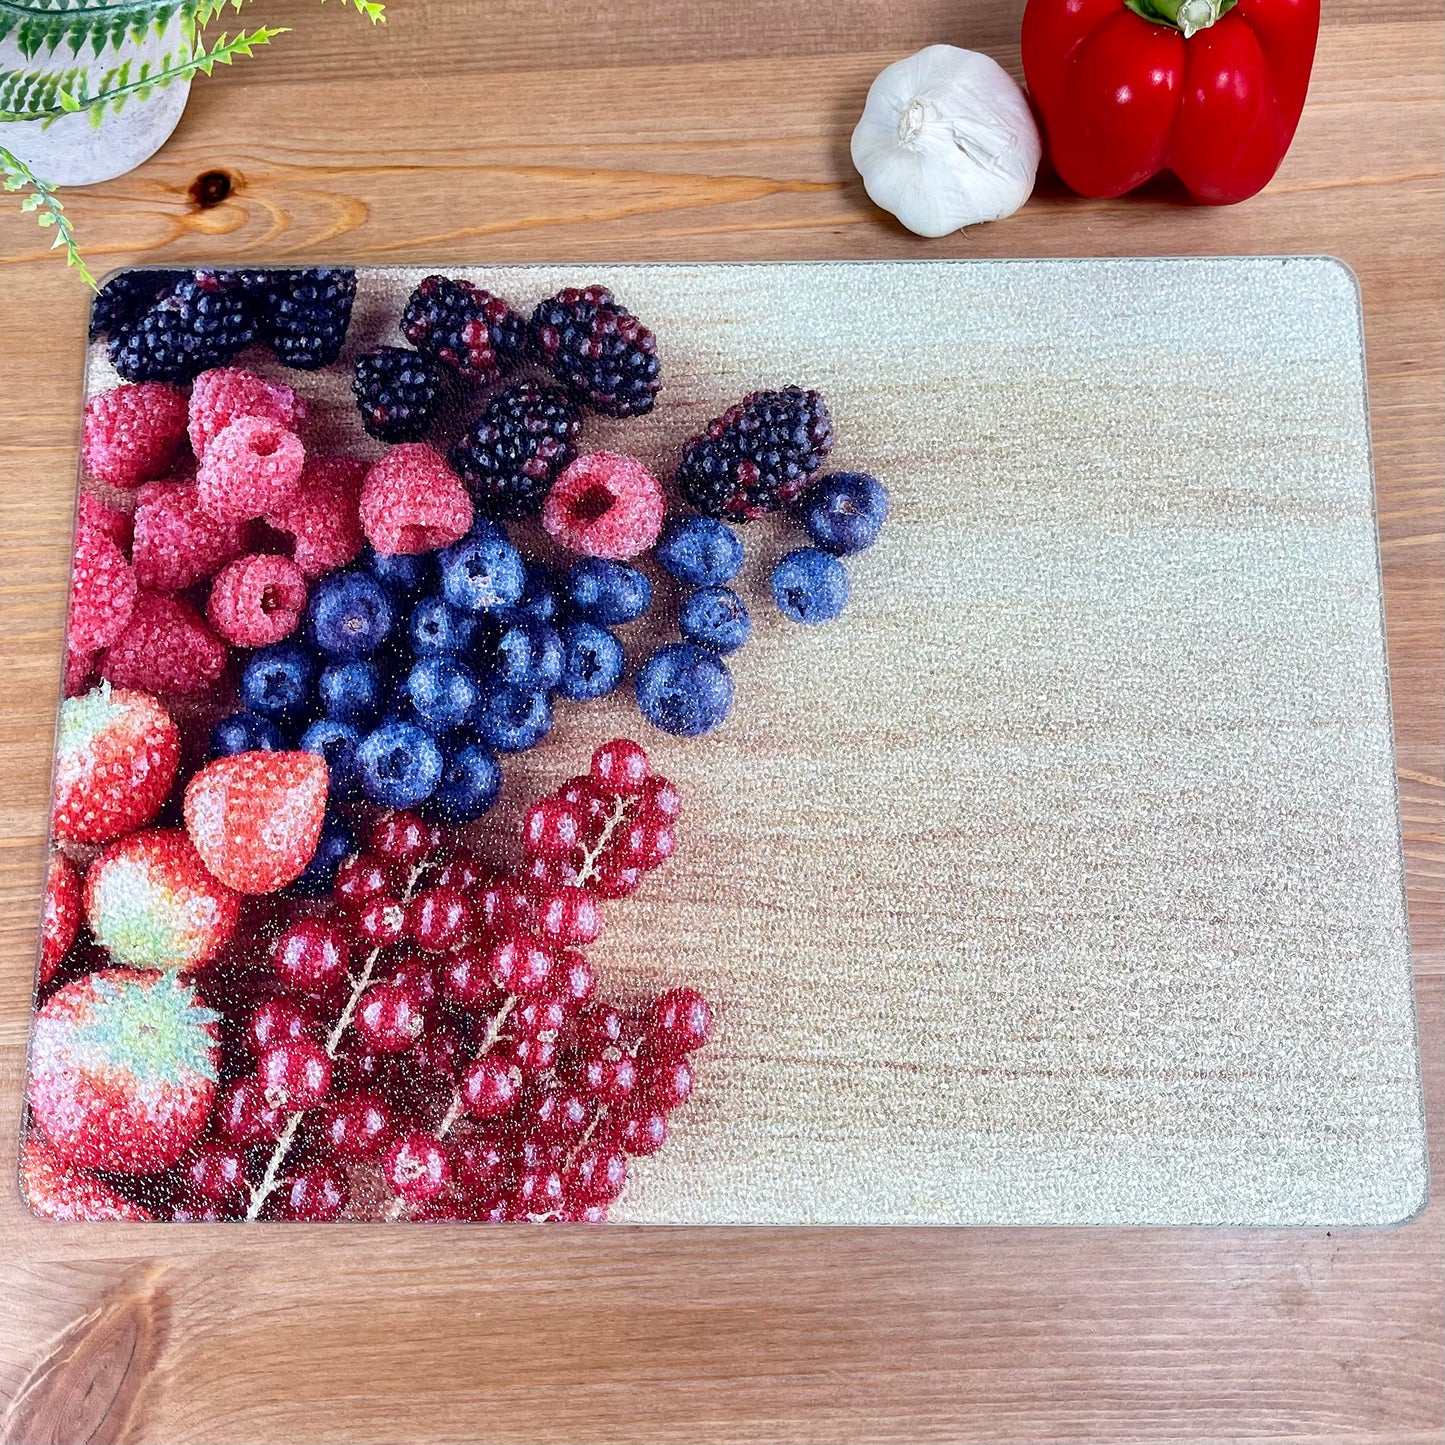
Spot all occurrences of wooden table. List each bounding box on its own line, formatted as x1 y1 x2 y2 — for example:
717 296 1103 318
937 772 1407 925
1 2 1440 1441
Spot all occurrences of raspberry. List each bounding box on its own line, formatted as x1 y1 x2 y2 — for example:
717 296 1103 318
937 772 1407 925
264 456 366 577
67 526 137 651
196 416 305 522
530 286 661 417
207 553 309 646
352 347 444 443
676 387 833 520
542 451 665 559
449 380 582 517
107 269 257 384
100 591 228 696
82 383 189 487
188 367 306 458
64 644 97 697
131 481 250 592
77 495 133 551
359 444 473 556
401 275 528 384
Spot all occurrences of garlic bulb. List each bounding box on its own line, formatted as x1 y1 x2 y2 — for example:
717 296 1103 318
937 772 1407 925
850 45 1042 238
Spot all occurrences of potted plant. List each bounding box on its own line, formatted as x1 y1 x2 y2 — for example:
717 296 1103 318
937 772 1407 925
1 0 384 286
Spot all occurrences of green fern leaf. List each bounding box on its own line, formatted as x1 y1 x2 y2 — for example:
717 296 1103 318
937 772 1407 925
0 3 202 63
0 144 96 288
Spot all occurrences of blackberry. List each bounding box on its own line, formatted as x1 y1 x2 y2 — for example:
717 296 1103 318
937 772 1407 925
400 275 528 384
352 346 445 443
675 387 834 520
449 381 582 517
530 285 660 418
89 269 183 341
106 269 257 384
249 267 357 370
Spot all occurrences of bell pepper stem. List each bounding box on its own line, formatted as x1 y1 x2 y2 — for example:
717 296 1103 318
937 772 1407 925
1124 0 1238 37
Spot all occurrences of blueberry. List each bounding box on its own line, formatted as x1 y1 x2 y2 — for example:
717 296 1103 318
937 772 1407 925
562 559 652 625
209 710 284 758
473 684 552 753
405 656 482 733
318 659 383 725
439 535 526 613
409 595 478 656
288 811 356 897
798 472 889 556
239 642 315 722
634 642 733 736
307 570 395 657
464 516 509 544
771 547 848 625
495 618 564 692
655 515 744 587
679 585 751 654
356 721 444 807
429 738 503 823
299 717 363 800
513 561 561 625
556 622 625 702
364 545 432 595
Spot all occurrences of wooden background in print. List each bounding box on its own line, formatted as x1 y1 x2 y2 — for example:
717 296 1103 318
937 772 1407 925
1 1 1441 1442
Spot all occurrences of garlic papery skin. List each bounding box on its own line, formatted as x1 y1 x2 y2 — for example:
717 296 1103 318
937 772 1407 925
851 45 1043 238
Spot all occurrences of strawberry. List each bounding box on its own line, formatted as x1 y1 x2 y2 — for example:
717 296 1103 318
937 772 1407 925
39 852 81 987
85 829 239 970
20 1130 153 1220
26 967 221 1174
50 682 181 845
184 750 329 894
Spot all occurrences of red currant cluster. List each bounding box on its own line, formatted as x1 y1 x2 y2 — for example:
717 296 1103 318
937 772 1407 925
172 739 710 1222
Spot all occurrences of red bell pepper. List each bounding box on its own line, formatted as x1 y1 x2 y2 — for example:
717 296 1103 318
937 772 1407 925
1021 0 1320 204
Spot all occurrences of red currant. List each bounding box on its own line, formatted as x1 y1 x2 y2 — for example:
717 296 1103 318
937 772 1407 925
525 1088 591 1138
333 854 402 910
558 951 595 1006
432 851 491 893
257 1038 332 1110
370 809 442 865
647 987 713 1056
410 1024 465 1080
516 1135 567 1171
472 877 531 934
270 918 350 996
488 935 555 995
356 895 406 948
573 1046 637 1103
441 946 500 1010
640 774 681 822
522 798 584 858
616 818 674 871
514 1168 566 1213
524 853 582 893
384 1132 451 1203
557 777 611 829
590 860 642 899
388 954 440 1013
573 1003 625 1052
619 1108 668 1156
406 886 471 952
316 1091 394 1160
590 738 649 795
513 996 570 1042
215 1078 286 1146
531 886 603 946
185 1144 249 1205
355 982 425 1053
245 996 316 1056
169 1196 233 1222
569 1147 627 1203
642 1055 694 1111
273 1165 349 1221
496 1033 558 1076
459 1055 522 1119
449 1136 510 1199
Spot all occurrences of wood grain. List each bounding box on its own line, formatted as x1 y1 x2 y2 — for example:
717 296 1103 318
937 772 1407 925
0 0 1441 1441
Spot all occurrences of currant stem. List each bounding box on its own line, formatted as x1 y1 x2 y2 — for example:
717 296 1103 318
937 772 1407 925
245 860 431 1222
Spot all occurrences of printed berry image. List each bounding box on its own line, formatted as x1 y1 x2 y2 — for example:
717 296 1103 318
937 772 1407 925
402 275 528 385
450 381 583 517
353 346 445 443
530 285 661 417
247 267 358 370
105 269 258 384
676 387 834 520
